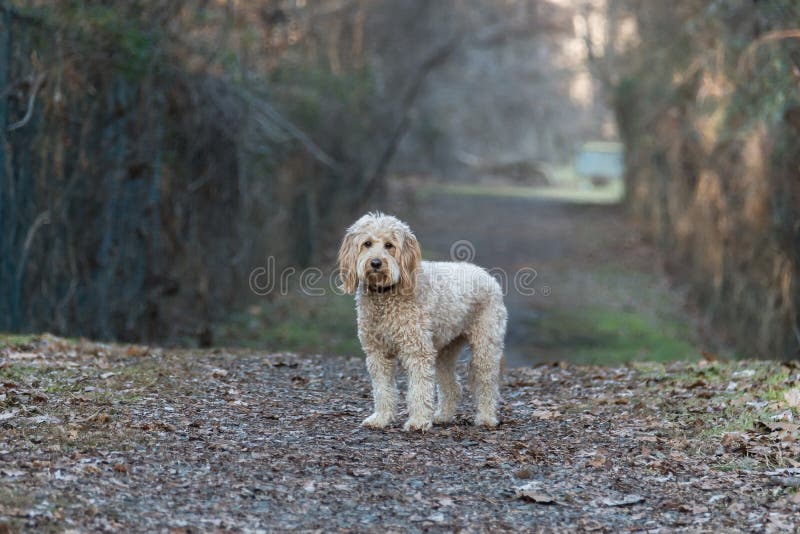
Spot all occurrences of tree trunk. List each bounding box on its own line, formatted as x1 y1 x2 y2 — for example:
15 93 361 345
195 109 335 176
0 5 10 329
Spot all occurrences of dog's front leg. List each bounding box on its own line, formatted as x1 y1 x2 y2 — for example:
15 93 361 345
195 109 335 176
401 346 436 432
361 352 397 429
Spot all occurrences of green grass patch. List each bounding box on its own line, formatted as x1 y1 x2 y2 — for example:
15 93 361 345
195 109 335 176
713 456 762 472
0 333 36 348
217 291 360 356
708 407 759 435
529 307 698 365
419 182 623 205
682 364 797 439
0 364 41 384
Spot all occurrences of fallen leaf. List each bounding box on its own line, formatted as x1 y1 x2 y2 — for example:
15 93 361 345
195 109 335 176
767 475 800 488
426 512 445 523
785 389 800 409
764 467 800 476
586 453 612 469
211 368 229 378
708 494 727 505
124 346 149 357
28 415 62 425
82 465 101 475
531 409 559 420
721 431 748 452
515 467 533 479
6 352 41 360
679 503 709 514
516 482 556 504
756 420 797 434
291 376 309 386
0 410 19 421
770 410 794 423
601 494 644 507
767 513 795 531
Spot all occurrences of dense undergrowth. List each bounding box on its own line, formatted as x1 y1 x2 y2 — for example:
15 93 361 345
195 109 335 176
609 0 800 359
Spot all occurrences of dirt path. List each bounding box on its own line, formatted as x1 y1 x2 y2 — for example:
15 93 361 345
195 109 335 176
381 185 701 367
2 336 799 532
218 183 703 368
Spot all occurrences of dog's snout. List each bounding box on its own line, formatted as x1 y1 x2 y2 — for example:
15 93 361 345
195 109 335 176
370 258 382 270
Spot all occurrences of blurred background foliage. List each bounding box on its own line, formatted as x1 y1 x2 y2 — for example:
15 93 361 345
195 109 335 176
0 0 798 361
0 0 600 348
604 0 800 359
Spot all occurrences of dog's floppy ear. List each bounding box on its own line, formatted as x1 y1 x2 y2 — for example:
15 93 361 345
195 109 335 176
337 229 359 294
399 230 421 293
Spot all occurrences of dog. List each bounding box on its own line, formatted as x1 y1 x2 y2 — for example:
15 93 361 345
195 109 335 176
338 212 507 431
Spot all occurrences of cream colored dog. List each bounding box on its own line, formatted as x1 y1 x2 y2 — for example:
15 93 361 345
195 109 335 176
338 212 507 431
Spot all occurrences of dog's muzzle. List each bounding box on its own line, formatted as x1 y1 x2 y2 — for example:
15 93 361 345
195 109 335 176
370 258 382 270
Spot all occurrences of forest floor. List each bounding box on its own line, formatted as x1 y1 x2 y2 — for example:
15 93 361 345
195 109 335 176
2 334 800 532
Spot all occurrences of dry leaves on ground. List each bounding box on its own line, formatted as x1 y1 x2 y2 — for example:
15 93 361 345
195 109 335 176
1 336 799 531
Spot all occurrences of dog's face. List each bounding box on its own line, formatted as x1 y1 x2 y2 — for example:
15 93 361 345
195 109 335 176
337 212 421 294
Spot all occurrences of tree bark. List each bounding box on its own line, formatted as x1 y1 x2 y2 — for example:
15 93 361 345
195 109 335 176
0 4 9 329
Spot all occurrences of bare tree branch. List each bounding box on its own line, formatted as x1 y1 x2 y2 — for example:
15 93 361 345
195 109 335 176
8 72 46 132
240 88 344 173
15 210 50 285
359 15 548 203
739 29 800 74
359 34 462 202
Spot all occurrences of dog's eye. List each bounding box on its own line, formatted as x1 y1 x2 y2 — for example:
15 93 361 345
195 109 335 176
385 242 393 249
364 241 372 248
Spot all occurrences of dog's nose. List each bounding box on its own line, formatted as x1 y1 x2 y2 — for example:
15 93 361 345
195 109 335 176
370 258 382 270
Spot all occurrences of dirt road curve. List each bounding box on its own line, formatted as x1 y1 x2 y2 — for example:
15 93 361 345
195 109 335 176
2 336 798 532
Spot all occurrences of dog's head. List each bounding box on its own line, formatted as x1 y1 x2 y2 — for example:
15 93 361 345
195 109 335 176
337 212 421 294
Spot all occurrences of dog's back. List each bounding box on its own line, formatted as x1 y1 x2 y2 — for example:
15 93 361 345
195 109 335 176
416 261 505 351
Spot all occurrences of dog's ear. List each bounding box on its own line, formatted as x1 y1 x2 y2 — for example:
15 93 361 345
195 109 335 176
399 231 421 293
337 230 359 294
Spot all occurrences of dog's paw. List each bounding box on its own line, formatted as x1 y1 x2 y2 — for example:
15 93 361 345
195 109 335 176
361 412 392 429
402 418 432 432
473 414 498 428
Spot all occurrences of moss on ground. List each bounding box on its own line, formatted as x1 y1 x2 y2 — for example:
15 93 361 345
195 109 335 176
528 307 697 364
0 333 36 348
216 292 360 356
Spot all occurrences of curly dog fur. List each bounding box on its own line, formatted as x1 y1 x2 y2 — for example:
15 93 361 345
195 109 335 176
338 212 507 431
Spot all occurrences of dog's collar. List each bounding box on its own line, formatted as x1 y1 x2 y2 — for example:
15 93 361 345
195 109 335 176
364 283 398 294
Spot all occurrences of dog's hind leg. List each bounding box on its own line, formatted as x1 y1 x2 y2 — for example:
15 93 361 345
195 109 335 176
434 336 466 424
467 301 507 427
